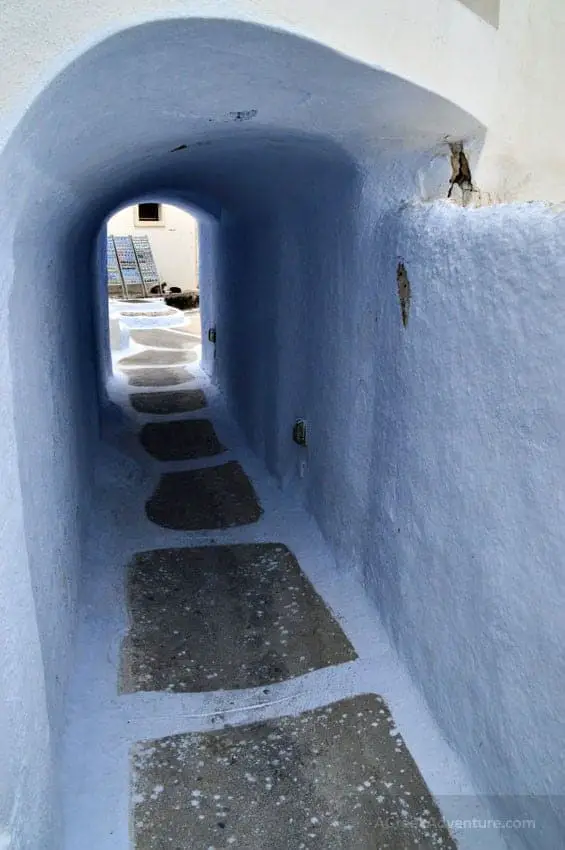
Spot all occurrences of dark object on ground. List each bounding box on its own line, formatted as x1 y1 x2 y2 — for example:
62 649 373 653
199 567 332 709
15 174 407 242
168 286 182 294
146 462 261 530
129 389 206 415
149 283 167 294
164 290 199 310
139 419 225 461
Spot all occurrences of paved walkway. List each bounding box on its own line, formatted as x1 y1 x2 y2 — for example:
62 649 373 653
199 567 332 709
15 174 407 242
61 313 469 849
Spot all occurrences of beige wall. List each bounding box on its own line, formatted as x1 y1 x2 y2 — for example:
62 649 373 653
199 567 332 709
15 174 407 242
474 0 565 202
107 203 198 291
457 0 499 27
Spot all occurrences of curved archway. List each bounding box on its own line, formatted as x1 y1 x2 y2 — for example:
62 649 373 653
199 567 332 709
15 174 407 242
0 18 484 850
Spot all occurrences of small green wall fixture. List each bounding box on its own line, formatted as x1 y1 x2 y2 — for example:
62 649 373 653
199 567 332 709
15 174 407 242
292 419 308 447
208 327 217 343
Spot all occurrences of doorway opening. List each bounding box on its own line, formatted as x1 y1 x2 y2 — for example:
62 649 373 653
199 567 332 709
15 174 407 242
106 200 199 301
103 200 213 390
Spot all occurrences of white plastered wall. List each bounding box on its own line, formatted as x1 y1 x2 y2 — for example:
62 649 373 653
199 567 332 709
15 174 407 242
107 203 198 290
475 0 565 201
0 3 564 850
0 0 496 143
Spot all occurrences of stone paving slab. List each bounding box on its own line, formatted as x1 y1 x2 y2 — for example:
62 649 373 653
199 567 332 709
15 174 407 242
119 348 198 368
172 315 201 335
130 328 197 349
146 462 262 530
120 544 357 694
130 389 207 415
131 694 456 850
127 368 195 388
140 419 225 461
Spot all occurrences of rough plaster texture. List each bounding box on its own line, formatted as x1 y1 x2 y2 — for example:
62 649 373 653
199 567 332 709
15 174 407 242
217 193 565 848
0 0 494 144
6 0 565 201
0 154 98 850
0 6 562 850
369 202 565 847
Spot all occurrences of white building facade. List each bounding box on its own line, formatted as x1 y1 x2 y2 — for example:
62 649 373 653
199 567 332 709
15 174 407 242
107 202 198 291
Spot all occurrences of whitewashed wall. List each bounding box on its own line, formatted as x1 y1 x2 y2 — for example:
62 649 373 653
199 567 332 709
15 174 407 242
0 3 564 850
108 203 198 291
215 170 565 850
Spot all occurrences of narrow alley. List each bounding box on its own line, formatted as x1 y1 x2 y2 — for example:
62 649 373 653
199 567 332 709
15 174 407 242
61 309 482 850
3 6 565 850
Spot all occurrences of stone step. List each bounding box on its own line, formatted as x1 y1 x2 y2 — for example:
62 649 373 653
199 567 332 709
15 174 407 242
131 694 456 850
130 328 199 349
118 347 197 368
120 543 357 694
129 389 207 415
127 367 195 388
146 462 262 530
139 419 225 461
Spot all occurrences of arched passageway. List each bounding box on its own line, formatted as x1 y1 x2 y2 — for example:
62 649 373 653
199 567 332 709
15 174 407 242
2 13 565 850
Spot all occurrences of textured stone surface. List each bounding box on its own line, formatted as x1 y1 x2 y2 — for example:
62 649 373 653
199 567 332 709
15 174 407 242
139 419 225 461
146 462 262 530
132 694 456 849
172 313 201 336
120 544 357 693
130 328 197 349
127 368 194 388
130 389 206 415
118 348 197 367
